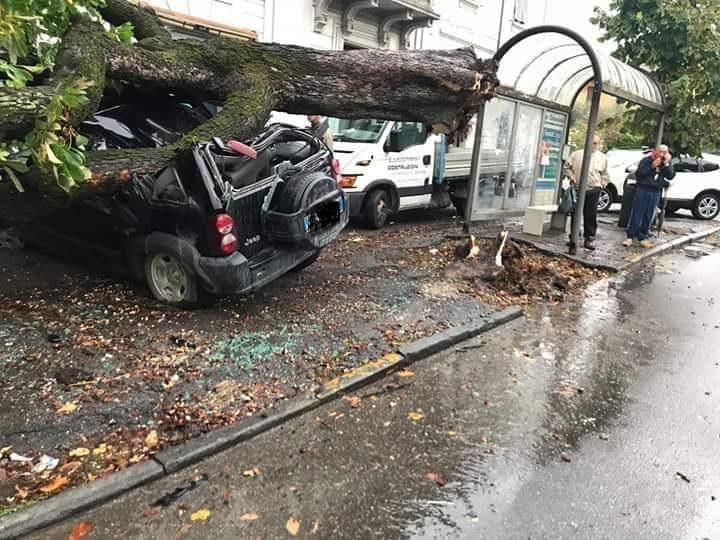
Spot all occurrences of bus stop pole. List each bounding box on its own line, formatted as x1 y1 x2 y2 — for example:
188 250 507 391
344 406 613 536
656 112 666 146
463 102 488 234
569 83 602 254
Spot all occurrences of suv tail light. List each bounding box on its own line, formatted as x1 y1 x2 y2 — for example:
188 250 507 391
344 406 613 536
331 158 341 183
209 213 238 255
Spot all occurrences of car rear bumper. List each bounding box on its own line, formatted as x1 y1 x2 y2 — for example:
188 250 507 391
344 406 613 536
141 232 321 296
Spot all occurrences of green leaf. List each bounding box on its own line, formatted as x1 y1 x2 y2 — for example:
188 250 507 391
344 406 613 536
2 167 25 193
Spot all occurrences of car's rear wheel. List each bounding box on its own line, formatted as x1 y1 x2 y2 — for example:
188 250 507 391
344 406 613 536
144 252 209 309
363 188 390 229
597 187 613 212
692 192 720 220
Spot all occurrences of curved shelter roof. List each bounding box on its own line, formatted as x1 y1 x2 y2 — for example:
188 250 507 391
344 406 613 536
494 26 665 112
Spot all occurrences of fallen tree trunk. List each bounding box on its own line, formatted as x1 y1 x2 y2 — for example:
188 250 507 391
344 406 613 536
0 0 498 224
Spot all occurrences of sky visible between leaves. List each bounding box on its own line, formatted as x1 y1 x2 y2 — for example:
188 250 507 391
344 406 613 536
545 0 614 53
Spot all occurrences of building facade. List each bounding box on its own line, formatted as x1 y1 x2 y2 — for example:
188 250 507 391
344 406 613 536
142 0 550 54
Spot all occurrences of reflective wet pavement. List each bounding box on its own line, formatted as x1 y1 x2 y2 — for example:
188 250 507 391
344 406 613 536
33 243 720 539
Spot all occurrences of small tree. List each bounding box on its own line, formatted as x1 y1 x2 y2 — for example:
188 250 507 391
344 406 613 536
593 0 720 156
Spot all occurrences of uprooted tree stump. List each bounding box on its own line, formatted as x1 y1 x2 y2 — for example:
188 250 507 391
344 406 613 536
445 233 574 301
0 0 499 224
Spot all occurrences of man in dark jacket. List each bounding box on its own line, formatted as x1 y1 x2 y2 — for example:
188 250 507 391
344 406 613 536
623 144 675 248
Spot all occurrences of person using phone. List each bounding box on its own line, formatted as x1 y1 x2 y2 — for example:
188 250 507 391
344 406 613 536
623 144 675 248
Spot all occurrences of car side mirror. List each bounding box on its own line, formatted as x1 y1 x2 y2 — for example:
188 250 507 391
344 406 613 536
385 131 403 153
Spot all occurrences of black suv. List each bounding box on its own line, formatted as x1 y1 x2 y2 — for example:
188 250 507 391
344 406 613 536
24 98 348 308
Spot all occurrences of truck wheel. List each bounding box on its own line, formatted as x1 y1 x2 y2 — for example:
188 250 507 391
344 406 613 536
363 189 390 229
144 252 211 309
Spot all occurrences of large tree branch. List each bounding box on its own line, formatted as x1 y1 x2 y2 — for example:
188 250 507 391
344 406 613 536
0 0 499 225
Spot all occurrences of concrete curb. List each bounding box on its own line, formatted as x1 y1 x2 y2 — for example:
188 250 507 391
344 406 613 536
617 225 720 271
0 306 524 540
517 225 720 273
0 461 164 540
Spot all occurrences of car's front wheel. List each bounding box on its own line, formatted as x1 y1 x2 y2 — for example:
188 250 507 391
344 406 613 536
144 252 210 309
597 187 614 212
692 192 720 220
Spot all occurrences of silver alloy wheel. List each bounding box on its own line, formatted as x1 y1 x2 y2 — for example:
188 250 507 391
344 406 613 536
149 254 189 303
597 189 611 211
376 198 388 223
698 196 719 219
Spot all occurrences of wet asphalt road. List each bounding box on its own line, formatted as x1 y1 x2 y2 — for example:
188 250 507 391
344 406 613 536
32 244 720 539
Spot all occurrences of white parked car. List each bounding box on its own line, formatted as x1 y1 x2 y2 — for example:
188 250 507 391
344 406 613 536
598 148 649 212
626 155 720 220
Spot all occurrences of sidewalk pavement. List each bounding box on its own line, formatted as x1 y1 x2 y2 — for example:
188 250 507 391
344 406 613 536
515 211 720 272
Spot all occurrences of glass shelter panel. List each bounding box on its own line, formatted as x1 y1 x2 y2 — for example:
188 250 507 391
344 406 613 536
507 104 543 210
473 98 516 212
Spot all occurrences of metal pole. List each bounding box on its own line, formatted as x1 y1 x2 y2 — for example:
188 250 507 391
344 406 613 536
497 0 506 51
464 103 488 234
656 111 666 146
569 83 601 254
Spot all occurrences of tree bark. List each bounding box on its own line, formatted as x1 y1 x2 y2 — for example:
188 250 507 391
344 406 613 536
0 0 499 224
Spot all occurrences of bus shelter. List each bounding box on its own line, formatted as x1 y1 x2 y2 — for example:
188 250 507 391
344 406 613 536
465 26 666 253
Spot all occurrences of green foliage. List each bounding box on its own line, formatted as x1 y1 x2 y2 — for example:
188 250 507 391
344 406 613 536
0 1 136 193
593 0 720 156
569 94 650 151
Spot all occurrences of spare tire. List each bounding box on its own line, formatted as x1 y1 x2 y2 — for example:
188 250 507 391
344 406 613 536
274 171 337 214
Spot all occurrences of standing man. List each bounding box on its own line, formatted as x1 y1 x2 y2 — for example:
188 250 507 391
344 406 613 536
563 135 610 251
623 144 675 248
308 115 334 151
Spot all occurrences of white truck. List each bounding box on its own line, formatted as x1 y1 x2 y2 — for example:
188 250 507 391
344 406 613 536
267 113 516 229
328 117 517 228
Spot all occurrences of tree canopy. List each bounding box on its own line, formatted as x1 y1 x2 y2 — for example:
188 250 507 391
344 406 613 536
593 0 720 155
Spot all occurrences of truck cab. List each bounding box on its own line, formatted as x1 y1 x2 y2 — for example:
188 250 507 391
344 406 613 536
266 113 476 229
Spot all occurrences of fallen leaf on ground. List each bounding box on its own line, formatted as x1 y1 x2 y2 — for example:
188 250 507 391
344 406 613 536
92 444 108 456
57 401 78 415
68 521 93 540
144 506 161 519
222 490 233 505
39 475 69 494
426 472 448 486
0 468 6 482
9 452 32 463
69 447 90 458
560 453 572 463
145 430 159 448
190 509 210 522
240 512 258 521
15 485 29 499
172 523 192 540
311 520 320 533
60 461 82 476
342 395 362 408
397 370 415 378
0 446 11 458
408 410 425 422
286 517 300 536
243 467 261 478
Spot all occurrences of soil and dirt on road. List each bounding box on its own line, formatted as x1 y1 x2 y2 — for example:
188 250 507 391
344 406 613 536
0 214 603 512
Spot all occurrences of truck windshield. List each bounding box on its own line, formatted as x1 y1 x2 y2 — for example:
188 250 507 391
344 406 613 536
328 118 387 143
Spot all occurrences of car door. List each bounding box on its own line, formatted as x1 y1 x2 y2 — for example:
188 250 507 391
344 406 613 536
385 122 433 210
667 158 720 217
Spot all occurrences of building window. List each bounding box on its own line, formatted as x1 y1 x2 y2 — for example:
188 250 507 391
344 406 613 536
513 0 528 24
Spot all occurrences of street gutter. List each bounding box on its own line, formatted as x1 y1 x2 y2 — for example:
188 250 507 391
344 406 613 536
0 306 523 540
